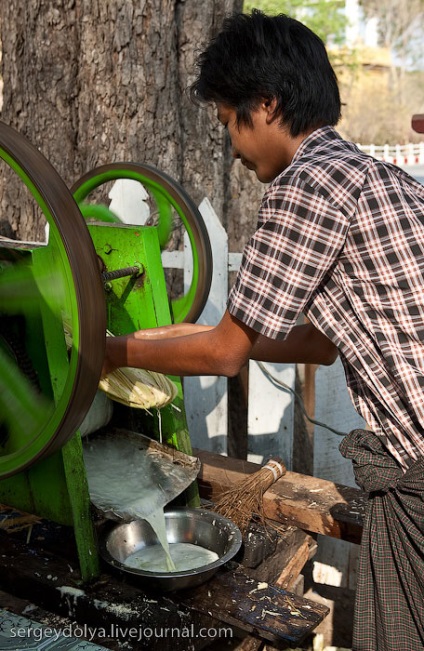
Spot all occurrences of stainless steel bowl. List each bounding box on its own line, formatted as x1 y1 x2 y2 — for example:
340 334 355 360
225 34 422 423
99 507 242 592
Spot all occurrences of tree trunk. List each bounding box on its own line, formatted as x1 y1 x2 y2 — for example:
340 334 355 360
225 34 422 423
0 0 264 246
0 1 80 240
0 0 267 456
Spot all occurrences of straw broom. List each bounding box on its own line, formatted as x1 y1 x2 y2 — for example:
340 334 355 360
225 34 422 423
212 458 287 534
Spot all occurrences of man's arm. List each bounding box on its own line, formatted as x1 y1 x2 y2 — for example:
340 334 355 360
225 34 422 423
103 310 257 378
251 323 339 365
103 311 338 378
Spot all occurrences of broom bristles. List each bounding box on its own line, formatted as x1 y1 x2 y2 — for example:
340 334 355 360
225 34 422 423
212 459 286 534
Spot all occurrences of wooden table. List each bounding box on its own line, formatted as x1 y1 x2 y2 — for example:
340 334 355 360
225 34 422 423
0 448 367 650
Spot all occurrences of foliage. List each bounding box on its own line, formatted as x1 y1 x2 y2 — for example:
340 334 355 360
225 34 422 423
243 0 348 45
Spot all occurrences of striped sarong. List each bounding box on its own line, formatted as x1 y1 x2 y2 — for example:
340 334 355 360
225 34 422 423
340 429 424 651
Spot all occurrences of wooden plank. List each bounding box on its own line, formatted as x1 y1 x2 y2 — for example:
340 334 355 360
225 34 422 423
0 528 207 651
275 538 311 591
247 361 295 467
195 448 264 494
312 362 364 590
314 361 362 486
181 564 329 646
184 198 229 456
263 474 364 544
0 520 328 648
195 449 366 544
234 637 264 651
240 524 313 585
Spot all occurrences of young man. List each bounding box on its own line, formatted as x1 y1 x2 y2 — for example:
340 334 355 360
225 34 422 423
104 11 424 650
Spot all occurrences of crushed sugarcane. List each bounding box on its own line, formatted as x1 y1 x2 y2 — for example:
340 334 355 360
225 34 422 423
64 323 177 410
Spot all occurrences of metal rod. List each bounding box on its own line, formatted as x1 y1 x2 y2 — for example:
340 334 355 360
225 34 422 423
102 265 142 283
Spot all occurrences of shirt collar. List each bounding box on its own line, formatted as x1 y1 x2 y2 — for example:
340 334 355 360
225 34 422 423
290 125 342 165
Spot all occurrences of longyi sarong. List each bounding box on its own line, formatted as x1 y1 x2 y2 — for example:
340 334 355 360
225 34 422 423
340 429 424 651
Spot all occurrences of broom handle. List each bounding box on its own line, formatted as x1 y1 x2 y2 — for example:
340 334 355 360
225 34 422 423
262 457 287 484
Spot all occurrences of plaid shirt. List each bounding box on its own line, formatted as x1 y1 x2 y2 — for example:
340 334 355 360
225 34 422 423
228 126 424 469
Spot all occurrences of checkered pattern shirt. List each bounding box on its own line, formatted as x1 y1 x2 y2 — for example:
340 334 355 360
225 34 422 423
228 126 424 469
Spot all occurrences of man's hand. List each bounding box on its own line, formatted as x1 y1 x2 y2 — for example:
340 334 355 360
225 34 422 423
101 350 115 379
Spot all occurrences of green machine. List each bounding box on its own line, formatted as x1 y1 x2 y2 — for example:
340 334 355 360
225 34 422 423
0 122 212 581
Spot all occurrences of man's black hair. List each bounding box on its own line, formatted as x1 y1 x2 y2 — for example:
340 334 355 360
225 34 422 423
190 10 341 136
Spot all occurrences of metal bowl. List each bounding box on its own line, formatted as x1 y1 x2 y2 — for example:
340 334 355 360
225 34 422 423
99 507 242 592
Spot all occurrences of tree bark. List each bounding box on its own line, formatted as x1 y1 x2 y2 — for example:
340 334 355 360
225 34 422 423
0 0 266 455
0 1 80 240
0 0 265 246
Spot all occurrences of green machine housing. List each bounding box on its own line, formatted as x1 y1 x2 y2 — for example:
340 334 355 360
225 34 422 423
0 123 212 581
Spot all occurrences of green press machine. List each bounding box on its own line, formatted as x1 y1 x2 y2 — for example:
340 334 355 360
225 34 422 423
0 122 212 581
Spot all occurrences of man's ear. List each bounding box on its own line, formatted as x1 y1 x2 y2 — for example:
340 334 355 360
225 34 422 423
262 97 279 123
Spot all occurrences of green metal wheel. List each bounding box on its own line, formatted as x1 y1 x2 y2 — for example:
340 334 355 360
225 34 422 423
0 123 106 477
71 162 213 324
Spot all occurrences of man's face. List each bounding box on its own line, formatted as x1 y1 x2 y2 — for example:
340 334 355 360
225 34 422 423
216 101 292 183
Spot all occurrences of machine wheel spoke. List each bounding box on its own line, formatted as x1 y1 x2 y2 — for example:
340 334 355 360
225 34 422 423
71 163 213 324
